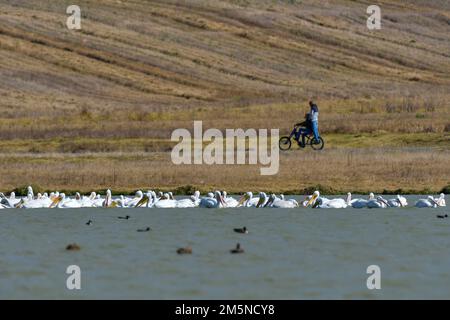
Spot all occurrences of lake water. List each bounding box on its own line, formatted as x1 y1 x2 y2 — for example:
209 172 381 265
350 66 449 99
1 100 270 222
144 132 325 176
0 195 449 299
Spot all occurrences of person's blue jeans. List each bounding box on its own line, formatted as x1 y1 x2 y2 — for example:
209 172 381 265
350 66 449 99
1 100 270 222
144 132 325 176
311 120 320 141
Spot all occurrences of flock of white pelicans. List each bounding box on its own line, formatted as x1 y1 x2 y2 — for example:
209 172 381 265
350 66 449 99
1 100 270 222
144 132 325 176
0 186 446 209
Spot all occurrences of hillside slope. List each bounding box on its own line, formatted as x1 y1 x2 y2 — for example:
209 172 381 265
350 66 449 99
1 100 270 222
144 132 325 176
0 0 449 193
1 0 449 116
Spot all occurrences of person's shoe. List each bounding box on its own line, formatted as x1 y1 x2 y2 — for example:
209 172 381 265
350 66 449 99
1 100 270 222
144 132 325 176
298 141 305 148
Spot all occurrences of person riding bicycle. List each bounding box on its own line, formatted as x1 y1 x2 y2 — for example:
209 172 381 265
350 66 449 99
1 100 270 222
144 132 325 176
295 101 320 147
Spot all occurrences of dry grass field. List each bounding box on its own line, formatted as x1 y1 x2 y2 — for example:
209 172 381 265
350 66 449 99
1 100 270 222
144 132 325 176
0 0 449 194
0 147 448 195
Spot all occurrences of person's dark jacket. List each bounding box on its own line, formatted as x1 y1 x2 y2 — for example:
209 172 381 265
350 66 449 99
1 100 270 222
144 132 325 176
295 113 312 130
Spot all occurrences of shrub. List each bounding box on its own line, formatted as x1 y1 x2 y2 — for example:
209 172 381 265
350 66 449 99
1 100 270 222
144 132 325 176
423 125 437 133
415 113 426 119
423 100 436 112
444 123 450 132
58 141 88 153
441 185 450 194
174 185 197 195
301 184 336 195
79 106 93 119
12 184 44 196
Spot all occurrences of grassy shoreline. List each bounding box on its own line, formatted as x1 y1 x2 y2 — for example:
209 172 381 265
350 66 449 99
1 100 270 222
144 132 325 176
0 126 447 196
1 147 448 196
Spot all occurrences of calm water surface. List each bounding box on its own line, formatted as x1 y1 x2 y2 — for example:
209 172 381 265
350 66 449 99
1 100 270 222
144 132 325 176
0 195 449 299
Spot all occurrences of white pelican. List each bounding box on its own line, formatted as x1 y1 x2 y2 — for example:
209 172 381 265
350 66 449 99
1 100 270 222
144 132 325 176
13 194 36 208
15 194 39 208
318 198 348 209
238 191 266 208
265 193 298 208
284 195 299 207
152 190 201 209
435 193 446 207
32 193 52 208
126 190 144 207
304 191 319 207
135 191 153 208
303 191 331 207
189 190 201 207
237 192 260 207
49 192 57 202
256 192 269 207
387 195 408 207
49 193 82 208
91 194 104 207
262 193 276 207
154 193 178 208
415 196 439 208
347 192 375 208
74 192 80 201
175 197 198 208
114 195 128 208
304 191 345 208
49 193 65 208
199 191 225 208
27 186 34 199
80 192 97 207
302 195 313 207
14 186 39 208
222 191 239 208
81 193 103 207
102 189 118 208
0 193 13 208
175 191 200 208
277 194 299 206
367 196 389 208
8 192 21 207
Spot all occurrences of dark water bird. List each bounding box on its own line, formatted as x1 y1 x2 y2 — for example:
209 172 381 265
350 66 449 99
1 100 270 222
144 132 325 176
137 227 151 232
177 246 192 254
234 226 248 234
118 215 130 220
66 243 81 251
230 243 244 254
86 220 93 225
437 214 448 219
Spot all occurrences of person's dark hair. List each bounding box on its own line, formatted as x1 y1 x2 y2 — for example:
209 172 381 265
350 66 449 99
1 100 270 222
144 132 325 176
309 100 314 106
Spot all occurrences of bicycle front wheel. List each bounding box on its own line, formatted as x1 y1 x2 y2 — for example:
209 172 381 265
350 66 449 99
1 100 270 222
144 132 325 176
279 136 292 151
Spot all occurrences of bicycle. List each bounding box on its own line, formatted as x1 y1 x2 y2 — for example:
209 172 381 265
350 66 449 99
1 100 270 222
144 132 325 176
279 124 325 151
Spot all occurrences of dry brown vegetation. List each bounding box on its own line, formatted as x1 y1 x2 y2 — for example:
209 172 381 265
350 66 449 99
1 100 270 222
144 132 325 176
0 148 448 194
0 0 449 193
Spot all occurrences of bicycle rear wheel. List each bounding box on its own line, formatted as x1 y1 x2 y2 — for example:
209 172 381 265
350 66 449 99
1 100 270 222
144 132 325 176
309 137 324 150
279 136 292 151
